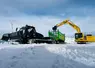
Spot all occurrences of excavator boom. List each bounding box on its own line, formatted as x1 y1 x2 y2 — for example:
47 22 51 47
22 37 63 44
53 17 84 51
52 19 81 33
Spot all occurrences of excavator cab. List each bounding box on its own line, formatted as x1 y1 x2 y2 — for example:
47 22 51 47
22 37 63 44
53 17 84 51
75 33 83 39
75 33 87 44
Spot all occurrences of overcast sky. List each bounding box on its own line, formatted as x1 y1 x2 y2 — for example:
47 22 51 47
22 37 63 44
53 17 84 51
0 0 95 36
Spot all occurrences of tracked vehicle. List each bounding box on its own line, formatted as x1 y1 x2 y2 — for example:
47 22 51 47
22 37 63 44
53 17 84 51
1 25 52 44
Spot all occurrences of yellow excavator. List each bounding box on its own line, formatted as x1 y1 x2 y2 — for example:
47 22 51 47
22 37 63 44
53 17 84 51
52 19 95 44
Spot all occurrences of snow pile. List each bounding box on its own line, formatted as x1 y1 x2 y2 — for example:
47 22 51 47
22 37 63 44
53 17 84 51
46 44 95 67
0 43 95 68
65 37 75 44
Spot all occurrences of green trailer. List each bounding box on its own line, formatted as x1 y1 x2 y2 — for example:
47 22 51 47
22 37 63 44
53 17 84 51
48 30 65 44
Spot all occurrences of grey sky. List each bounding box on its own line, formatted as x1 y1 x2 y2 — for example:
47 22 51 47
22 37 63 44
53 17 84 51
0 0 95 36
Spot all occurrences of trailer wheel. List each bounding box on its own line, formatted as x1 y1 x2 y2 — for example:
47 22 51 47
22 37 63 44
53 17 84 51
56 41 59 44
52 40 56 44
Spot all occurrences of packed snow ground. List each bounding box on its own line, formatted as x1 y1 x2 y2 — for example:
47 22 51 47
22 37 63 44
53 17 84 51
0 38 95 68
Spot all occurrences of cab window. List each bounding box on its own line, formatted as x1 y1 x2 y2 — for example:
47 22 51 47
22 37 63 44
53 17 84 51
75 33 83 39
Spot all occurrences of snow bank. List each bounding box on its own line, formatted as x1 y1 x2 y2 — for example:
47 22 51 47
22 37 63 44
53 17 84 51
46 44 95 67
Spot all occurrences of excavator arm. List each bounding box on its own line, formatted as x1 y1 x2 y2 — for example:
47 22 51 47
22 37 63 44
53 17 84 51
52 19 81 33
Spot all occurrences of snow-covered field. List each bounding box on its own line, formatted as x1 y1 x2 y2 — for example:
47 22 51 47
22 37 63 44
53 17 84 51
0 38 95 68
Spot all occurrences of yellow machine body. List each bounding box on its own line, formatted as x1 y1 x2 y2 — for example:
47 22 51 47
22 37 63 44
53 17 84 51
53 19 95 44
75 33 95 43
